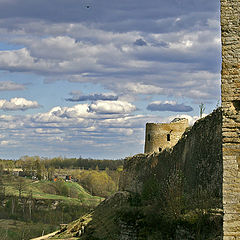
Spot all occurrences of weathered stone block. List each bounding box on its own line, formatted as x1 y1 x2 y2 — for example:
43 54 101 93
223 236 235 240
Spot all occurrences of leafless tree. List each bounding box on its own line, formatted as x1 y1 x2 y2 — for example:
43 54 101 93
199 103 205 118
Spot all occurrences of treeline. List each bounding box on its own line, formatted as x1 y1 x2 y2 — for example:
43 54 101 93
43 157 123 170
0 156 123 171
0 156 123 197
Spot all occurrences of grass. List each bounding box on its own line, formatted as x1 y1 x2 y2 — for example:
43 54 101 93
2 175 103 206
0 219 58 240
0 174 104 239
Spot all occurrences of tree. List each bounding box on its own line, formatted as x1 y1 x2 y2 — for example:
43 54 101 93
0 177 5 200
35 159 46 180
0 163 4 175
28 190 33 221
47 166 55 180
17 178 25 199
199 103 205 118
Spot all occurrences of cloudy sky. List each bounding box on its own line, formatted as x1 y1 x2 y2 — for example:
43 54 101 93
0 0 221 159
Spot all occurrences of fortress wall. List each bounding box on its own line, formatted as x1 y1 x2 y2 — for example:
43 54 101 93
221 0 240 239
144 119 188 153
120 109 222 210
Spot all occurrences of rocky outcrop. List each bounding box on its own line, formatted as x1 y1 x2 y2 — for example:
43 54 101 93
52 191 134 240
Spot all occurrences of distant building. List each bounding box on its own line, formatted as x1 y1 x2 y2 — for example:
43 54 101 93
144 118 188 153
66 175 71 181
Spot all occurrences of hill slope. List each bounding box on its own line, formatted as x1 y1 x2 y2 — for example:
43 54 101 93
0 175 103 240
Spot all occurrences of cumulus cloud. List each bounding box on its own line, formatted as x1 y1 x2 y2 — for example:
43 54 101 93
0 140 10 145
167 113 207 126
0 101 152 158
0 13 221 100
32 104 92 123
34 128 63 134
89 100 136 114
66 92 118 102
33 100 136 124
147 101 193 112
0 0 222 158
121 83 165 95
108 128 134 136
0 81 25 91
0 98 40 111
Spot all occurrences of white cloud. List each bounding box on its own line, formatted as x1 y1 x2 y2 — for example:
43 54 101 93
0 0 221 158
167 114 207 126
0 98 40 111
0 134 5 138
108 128 134 136
0 114 14 121
0 19 221 101
34 128 63 134
0 140 9 145
0 81 25 91
32 101 137 127
0 20 221 100
89 100 136 114
121 82 165 95
0 140 16 146
32 104 92 123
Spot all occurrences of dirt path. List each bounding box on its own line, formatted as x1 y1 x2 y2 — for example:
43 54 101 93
30 230 59 240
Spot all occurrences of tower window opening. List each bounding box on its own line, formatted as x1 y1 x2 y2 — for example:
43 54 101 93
167 134 170 141
148 134 151 141
232 100 240 111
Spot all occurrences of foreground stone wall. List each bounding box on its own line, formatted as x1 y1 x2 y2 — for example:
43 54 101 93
120 109 222 210
221 0 240 239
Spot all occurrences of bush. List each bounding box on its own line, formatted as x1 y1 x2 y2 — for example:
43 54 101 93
76 170 117 197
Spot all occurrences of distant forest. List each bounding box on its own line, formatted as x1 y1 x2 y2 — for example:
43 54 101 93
0 156 124 171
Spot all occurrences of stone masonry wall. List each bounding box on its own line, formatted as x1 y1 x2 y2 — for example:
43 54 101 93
144 119 188 154
120 109 222 211
221 0 240 239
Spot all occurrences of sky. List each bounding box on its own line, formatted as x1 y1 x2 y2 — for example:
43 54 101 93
0 0 221 159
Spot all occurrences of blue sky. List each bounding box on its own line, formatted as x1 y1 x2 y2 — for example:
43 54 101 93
0 0 221 159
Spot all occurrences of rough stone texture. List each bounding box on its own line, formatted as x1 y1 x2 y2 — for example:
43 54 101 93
120 109 222 208
144 118 188 153
221 0 240 239
119 221 138 240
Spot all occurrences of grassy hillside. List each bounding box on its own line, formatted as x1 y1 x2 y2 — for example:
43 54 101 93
0 219 57 240
2 175 102 206
0 174 103 240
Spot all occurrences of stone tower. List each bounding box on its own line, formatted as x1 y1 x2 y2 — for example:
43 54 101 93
221 0 240 238
144 118 188 154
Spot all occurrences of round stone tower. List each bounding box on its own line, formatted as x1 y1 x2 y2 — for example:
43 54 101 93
144 118 188 154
